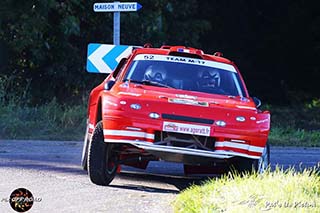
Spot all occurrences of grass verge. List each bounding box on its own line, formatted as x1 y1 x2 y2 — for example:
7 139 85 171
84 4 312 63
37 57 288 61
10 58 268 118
173 168 320 213
264 104 320 147
269 127 320 147
0 99 86 140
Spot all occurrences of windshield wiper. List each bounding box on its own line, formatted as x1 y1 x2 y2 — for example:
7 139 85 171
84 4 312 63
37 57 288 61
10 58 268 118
124 79 173 88
142 80 173 88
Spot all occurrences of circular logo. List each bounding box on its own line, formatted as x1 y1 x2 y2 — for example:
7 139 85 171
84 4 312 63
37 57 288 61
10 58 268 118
9 188 34 212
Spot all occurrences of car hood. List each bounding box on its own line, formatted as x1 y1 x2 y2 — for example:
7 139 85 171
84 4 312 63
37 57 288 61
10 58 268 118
108 82 267 127
116 81 255 106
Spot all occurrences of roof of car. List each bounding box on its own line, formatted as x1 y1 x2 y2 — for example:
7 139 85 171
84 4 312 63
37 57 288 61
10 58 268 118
132 45 233 65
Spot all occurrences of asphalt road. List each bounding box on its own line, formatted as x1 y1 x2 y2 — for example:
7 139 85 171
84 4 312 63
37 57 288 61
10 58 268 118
0 140 319 213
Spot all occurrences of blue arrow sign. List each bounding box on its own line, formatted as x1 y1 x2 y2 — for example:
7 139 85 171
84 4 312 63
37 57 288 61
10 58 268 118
94 2 142 12
87 44 133 73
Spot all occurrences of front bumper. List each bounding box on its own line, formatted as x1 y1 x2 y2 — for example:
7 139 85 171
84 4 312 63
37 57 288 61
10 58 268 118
111 140 261 162
89 111 268 163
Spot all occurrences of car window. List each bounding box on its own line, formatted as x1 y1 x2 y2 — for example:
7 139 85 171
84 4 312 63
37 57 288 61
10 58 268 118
123 54 245 97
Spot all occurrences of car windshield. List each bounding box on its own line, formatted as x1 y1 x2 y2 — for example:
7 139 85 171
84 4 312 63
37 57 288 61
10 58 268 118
123 54 246 97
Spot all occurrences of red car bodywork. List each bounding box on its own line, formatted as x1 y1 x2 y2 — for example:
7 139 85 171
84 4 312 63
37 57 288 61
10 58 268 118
82 45 270 182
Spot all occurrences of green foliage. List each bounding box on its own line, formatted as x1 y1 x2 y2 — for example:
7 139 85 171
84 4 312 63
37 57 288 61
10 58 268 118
0 0 211 105
265 104 320 147
305 99 320 109
173 167 320 212
1 1 319 105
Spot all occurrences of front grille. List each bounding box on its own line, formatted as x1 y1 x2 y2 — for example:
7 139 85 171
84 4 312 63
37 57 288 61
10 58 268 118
162 114 214 124
154 131 215 151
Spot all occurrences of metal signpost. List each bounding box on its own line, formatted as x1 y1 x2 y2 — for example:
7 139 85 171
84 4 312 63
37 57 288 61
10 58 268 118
93 1 142 45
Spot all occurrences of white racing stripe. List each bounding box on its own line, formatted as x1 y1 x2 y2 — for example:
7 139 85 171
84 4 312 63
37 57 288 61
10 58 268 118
215 141 264 153
104 130 154 140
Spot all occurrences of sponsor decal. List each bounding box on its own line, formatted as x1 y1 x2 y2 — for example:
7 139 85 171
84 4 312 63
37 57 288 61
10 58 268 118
163 121 211 136
168 98 209 107
175 94 197 100
118 92 142 96
163 123 179 132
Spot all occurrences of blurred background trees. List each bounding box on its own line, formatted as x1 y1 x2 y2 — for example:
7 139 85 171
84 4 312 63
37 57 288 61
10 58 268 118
0 0 319 105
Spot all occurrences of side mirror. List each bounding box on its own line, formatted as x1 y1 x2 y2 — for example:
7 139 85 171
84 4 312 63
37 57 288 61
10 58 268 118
253 97 262 108
104 80 115 90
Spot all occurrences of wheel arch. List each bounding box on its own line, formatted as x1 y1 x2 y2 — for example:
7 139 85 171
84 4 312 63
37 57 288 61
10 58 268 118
96 97 103 124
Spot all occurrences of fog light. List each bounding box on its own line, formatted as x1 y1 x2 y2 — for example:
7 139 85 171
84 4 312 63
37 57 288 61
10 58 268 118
149 112 160 119
215 120 226 127
130 103 141 110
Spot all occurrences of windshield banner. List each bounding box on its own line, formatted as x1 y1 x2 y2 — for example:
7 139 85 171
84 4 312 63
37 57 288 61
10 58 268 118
134 54 236 72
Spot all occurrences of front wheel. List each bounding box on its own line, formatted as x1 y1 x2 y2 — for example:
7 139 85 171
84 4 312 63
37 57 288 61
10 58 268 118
229 142 270 174
254 142 270 173
88 121 118 186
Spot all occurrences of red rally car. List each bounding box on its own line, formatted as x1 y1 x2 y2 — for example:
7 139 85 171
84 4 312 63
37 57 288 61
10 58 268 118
81 45 271 186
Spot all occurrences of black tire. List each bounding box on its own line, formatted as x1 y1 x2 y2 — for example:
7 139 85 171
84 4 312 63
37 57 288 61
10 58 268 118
88 121 118 186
